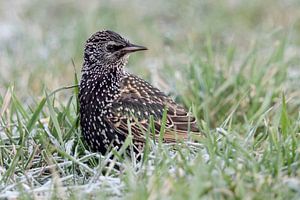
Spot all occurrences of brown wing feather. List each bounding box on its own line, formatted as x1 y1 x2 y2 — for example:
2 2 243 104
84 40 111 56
105 73 200 143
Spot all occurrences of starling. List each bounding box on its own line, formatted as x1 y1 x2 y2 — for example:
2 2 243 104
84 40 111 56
79 30 200 154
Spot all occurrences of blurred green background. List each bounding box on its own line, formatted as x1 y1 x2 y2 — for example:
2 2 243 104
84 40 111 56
0 0 300 91
0 0 299 104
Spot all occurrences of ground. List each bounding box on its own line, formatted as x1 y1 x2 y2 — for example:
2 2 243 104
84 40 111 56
0 0 300 199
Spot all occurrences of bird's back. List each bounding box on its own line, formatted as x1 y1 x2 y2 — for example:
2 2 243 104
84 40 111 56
106 73 200 145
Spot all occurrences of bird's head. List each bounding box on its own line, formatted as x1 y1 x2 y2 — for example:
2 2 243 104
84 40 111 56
83 30 147 70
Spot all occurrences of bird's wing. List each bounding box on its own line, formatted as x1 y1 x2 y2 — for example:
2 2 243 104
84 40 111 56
105 74 200 143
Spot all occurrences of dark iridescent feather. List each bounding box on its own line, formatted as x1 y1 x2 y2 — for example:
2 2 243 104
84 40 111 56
106 74 199 143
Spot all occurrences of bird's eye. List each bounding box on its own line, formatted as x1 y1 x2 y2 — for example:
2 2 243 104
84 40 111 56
106 44 124 52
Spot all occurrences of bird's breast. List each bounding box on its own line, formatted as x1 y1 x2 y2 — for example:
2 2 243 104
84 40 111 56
79 76 122 117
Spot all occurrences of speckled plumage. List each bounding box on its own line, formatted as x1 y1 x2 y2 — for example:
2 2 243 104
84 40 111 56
79 30 200 154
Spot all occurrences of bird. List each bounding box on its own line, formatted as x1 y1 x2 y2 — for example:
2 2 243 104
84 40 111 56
79 30 200 155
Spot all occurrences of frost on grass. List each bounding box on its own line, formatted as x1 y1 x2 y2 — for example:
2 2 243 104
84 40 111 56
0 131 207 199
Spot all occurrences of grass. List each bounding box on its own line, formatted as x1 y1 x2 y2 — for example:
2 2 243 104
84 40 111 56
1 0 300 199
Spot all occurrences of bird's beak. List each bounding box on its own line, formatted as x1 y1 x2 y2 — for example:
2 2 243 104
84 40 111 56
121 43 148 54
